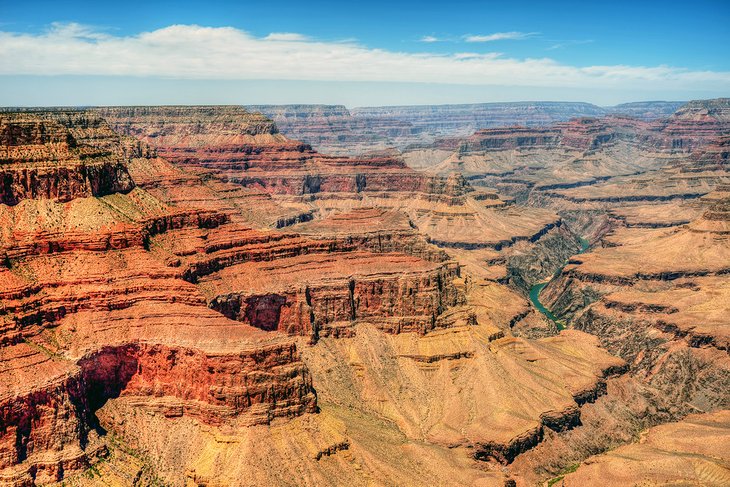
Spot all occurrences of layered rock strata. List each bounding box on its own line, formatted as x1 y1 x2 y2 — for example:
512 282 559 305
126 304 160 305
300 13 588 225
0 111 319 484
1 113 134 205
245 102 682 155
246 104 420 155
200 252 461 338
404 99 729 205
385 100 730 486
506 195 730 485
0 106 652 487
97 106 466 204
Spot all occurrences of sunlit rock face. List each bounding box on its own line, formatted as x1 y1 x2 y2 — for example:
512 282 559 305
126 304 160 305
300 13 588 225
558 410 730 487
389 99 730 486
0 112 135 205
0 110 317 484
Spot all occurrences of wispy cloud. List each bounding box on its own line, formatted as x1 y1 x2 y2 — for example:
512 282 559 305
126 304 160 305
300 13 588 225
464 31 537 43
0 23 728 94
419 35 441 43
264 32 310 41
547 39 594 50
453 52 503 60
46 21 111 40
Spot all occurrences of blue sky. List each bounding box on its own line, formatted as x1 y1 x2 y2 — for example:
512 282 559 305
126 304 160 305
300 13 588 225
1 0 728 106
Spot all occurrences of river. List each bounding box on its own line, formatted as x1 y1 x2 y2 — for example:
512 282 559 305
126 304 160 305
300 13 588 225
528 237 589 330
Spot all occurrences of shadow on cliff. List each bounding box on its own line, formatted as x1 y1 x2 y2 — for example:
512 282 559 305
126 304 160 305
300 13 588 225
75 345 139 441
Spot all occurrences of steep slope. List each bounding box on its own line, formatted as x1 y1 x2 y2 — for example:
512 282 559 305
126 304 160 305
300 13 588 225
0 112 135 205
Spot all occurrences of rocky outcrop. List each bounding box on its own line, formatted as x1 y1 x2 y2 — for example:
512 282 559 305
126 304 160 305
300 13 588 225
289 207 450 262
98 105 279 138
684 134 729 172
457 127 561 152
0 337 316 484
202 252 462 339
650 98 730 151
505 224 582 291
554 117 621 151
1 113 135 205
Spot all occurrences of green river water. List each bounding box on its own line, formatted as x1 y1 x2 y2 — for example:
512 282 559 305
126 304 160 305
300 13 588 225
528 237 589 330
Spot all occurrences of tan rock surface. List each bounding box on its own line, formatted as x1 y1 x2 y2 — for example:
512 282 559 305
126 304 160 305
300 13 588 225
557 410 730 487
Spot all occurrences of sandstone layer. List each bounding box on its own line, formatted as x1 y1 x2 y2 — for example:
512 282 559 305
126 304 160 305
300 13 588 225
0 111 320 484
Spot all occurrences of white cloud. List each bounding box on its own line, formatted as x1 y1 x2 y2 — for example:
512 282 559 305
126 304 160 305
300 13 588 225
453 52 502 60
0 23 728 94
547 39 594 50
264 32 309 41
419 35 440 43
46 21 111 40
464 31 537 42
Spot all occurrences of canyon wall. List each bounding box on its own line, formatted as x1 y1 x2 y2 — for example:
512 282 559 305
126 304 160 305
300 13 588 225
248 101 682 155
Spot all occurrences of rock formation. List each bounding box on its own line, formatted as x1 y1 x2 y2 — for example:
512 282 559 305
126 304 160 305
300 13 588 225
0 110 320 484
394 99 729 486
247 101 681 155
1 100 727 487
0 113 135 205
503 191 730 486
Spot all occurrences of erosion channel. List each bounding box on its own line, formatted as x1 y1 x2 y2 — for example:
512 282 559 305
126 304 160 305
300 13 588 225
529 236 590 330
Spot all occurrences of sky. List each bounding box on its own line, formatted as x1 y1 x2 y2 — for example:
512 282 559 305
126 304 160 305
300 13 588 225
1 0 728 107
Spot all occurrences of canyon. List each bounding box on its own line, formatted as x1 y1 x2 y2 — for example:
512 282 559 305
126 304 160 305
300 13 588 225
0 98 727 486
250 101 684 156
